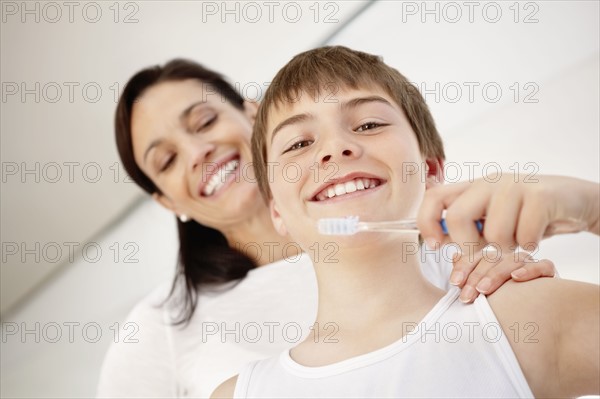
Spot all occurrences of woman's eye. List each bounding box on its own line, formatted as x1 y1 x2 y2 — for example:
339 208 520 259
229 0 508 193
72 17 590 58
159 154 176 172
195 115 217 132
284 140 313 154
355 122 383 132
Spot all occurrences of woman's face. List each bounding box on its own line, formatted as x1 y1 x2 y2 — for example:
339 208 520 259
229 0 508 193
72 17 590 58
130 79 261 230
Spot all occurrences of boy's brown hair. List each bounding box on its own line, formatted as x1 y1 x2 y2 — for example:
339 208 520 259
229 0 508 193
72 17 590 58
251 45 445 200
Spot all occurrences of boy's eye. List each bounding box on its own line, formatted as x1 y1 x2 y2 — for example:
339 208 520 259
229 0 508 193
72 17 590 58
284 139 314 154
355 122 384 132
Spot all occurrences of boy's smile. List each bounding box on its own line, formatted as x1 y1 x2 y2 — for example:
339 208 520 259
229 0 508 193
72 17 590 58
309 172 386 203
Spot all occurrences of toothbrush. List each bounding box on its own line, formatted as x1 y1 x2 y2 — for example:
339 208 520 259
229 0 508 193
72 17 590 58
318 216 462 235
318 216 587 236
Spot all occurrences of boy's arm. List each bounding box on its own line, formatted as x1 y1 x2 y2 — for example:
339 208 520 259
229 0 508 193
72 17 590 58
211 375 237 399
554 280 600 397
488 278 600 397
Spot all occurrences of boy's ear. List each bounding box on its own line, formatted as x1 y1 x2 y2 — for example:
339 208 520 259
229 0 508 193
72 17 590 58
424 158 444 189
269 199 288 236
244 100 259 123
152 192 176 213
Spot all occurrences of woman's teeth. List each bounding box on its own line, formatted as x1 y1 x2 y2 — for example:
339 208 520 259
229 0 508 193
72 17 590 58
315 178 380 201
202 159 239 197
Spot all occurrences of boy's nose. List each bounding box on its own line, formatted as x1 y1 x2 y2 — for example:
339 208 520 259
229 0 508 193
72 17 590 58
321 149 354 163
318 130 362 165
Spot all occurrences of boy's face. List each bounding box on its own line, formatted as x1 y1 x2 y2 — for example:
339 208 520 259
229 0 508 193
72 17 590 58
265 85 431 249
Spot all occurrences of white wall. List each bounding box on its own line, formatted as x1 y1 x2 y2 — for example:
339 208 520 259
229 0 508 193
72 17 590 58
1 1 598 397
1 199 178 397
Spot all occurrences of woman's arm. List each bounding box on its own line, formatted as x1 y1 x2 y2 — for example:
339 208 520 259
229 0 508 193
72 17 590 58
418 175 600 251
210 375 237 399
97 289 178 398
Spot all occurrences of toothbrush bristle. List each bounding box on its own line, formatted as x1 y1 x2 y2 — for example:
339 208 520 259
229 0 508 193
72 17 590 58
318 216 360 235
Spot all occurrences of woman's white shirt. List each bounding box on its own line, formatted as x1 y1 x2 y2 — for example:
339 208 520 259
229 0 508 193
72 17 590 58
97 249 454 398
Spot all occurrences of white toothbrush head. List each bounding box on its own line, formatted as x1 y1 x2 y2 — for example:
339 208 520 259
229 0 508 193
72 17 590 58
318 216 360 235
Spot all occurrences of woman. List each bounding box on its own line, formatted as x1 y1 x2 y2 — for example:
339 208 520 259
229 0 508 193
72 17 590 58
97 59 556 398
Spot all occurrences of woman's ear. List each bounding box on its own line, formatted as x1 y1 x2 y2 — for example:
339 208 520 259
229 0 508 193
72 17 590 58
424 158 444 189
152 192 176 213
244 100 259 123
269 199 288 236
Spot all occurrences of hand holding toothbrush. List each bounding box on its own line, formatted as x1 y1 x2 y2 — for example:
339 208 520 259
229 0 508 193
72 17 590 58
417 175 599 252
416 174 598 300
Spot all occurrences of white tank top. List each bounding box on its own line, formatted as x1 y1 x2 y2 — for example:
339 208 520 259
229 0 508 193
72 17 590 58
97 248 455 398
234 286 534 398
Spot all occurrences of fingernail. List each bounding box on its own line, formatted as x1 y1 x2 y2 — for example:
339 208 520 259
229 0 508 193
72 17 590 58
460 286 475 303
450 271 464 286
476 278 491 293
511 268 527 279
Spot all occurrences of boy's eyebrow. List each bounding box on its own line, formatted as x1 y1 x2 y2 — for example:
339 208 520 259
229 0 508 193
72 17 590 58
269 96 392 144
342 95 393 111
270 113 312 143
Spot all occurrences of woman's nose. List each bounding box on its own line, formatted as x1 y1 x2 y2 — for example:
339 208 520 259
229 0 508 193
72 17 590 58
187 142 216 172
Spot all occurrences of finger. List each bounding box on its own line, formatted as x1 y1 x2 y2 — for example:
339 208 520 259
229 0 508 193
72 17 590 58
450 250 484 287
511 258 556 281
459 253 499 303
515 193 549 251
425 234 463 250
444 184 490 256
474 250 529 295
483 180 521 253
418 182 469 247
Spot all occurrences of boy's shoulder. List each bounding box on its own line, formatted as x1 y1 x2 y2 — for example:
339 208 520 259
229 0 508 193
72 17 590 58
485 276 597 340
487 276 596 321
486 276 599 396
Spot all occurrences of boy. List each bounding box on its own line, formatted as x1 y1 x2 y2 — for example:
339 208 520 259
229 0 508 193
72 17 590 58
214 46 599 398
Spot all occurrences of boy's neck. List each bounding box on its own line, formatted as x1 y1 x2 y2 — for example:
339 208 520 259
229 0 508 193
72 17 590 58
312 236 445 331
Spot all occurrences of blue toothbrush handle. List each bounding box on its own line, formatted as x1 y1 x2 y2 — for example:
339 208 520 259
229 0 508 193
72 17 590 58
440 219 484 235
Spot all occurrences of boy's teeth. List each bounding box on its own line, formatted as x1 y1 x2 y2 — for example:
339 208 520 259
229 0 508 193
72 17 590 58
316 178 379 201
345 181 357 193
202 159 239 196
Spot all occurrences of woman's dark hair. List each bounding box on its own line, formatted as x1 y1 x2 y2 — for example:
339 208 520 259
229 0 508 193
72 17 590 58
115 59 256 325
